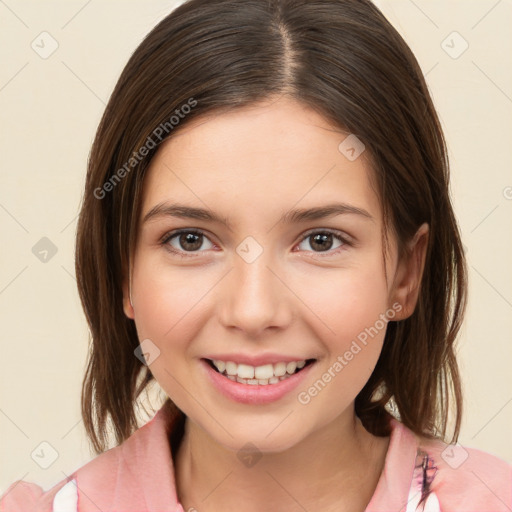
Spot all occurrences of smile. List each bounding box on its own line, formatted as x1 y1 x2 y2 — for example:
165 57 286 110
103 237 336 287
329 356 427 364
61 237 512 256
201 356 317 404
206 358 315 385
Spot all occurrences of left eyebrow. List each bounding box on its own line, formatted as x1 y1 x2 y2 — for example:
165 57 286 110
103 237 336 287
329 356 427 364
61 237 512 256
280 203 374 224
142 201 374 228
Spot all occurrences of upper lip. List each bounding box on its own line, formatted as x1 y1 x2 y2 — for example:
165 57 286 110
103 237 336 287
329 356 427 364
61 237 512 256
202 353 315 367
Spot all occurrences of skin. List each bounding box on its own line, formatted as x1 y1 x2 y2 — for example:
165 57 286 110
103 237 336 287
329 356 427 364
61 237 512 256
123 96 429 512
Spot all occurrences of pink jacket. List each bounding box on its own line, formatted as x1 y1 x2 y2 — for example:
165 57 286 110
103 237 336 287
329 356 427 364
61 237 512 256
1 402 511 511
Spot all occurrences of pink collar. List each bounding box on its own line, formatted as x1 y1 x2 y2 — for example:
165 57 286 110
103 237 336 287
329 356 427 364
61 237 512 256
74 402 185 511
72 404 421 512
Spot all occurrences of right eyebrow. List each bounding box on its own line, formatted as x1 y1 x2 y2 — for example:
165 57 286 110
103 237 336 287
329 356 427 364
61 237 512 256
143 203 232 227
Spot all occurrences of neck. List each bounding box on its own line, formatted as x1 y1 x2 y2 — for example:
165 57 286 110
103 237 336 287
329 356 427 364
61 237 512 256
174 408 390 512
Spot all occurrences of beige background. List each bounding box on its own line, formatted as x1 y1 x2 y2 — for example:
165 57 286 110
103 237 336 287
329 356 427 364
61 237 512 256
1 0 511 494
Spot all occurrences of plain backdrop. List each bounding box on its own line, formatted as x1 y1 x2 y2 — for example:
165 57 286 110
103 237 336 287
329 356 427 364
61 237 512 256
1 0 511 493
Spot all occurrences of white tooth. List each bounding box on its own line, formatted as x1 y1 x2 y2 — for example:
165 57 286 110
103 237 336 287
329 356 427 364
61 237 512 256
237 364 255 379
273 362 287 377
226 361 238 375
286 362 297 374
221 360 305 382
254 364 274 380
213 360 226 372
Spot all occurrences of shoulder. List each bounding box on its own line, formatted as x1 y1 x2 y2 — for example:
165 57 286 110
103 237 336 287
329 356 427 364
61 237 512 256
0 477 74 512
0 434 124 512
0 403 181 512
0 445 122 512
417 432 512 511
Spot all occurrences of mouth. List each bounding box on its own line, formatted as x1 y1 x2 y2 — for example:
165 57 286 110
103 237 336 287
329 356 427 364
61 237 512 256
202 358 316 386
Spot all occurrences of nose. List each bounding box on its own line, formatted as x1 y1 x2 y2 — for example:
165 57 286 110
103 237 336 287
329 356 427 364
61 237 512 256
218 247 293 338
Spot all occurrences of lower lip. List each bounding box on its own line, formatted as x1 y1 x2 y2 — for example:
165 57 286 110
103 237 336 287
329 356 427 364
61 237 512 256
201 359 315 405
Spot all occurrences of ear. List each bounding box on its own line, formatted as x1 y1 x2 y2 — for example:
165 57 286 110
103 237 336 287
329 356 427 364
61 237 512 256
389 223 429 321
122 278 135 320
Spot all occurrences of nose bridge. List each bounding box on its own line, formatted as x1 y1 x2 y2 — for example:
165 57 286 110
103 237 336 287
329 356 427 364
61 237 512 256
219 236 291 335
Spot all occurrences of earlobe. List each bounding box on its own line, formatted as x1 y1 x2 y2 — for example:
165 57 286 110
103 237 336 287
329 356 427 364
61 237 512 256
122 280 135 319
390 223 429 321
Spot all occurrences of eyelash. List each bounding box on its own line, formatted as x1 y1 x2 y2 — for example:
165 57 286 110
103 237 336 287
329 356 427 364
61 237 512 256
160 228 352 259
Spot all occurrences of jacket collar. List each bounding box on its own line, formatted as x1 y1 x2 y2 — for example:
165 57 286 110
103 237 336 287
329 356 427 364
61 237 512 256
365 417 419 511
75 400 185 511
73 402 417 512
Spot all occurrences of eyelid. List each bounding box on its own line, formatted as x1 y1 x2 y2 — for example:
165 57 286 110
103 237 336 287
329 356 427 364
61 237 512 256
160 227 353 258
298 227 353 246
293 228 353 257
160 228 216 254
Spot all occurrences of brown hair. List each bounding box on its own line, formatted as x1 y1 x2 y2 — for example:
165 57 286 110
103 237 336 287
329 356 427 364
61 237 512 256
75 0 467 455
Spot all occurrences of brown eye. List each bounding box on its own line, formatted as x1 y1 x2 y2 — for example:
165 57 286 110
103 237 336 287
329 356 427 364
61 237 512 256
162 229 214 256
176 232 203 251
297 230 348 255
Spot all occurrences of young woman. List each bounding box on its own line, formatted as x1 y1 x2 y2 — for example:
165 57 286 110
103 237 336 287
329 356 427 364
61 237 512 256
2 0 510 511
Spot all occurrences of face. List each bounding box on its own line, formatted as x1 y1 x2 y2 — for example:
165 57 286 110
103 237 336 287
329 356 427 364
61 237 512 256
123 97 425 453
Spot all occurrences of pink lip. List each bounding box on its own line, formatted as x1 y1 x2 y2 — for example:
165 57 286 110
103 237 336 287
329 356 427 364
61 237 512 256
200 358 315 405
202 353 312 366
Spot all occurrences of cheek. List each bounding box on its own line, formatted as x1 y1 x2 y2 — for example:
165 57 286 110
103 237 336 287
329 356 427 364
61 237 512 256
130 263 211 408
299 260 390 345
131 260 208 339
294 260 389 399
296 293 388 418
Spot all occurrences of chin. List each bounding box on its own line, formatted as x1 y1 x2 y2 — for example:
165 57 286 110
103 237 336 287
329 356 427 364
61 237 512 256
212 422 305 455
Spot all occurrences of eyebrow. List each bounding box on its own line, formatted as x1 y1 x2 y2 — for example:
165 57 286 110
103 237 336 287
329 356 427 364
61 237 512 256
142 201 374 228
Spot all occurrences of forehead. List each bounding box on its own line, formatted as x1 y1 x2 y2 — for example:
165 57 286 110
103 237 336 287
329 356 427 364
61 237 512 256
141 98 381 226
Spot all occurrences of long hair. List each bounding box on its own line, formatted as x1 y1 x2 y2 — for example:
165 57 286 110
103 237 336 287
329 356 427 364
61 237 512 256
75 0 467 454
